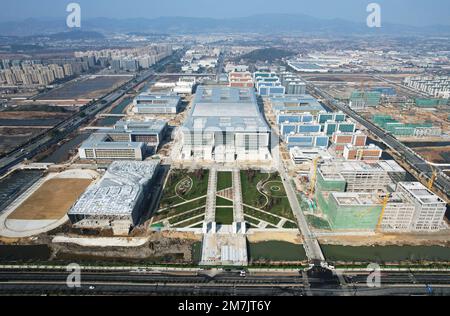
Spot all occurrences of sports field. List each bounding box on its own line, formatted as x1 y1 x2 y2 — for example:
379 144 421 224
8 178 92 220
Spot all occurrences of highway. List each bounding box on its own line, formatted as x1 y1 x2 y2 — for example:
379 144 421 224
0 269 449 296
308 83 450 200
0 54 177 176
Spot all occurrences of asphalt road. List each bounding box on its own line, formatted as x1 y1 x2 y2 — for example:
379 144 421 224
0 270 448 296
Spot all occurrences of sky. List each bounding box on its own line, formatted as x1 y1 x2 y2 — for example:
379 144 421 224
2 0 450 27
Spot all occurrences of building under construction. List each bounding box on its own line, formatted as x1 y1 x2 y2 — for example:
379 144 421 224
372 115 442 137
68 161 160 231
314 160 407 231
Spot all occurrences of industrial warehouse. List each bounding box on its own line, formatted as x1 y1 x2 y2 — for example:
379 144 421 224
68 161 160 234
180 86 272 162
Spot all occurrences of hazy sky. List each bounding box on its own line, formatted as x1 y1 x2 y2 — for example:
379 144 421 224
3 0 450 26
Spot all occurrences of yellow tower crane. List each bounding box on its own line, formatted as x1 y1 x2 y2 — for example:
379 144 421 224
427 168 438 191
376 193 390 233
310 157 320 195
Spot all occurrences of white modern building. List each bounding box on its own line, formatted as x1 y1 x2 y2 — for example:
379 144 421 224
318 160 406 193
79 120 167 160
68 161 160 230
133 93 181 114
290 147 332 164
173 76 197 95
180 86 271 162
396 182 447 232
381 193 416 232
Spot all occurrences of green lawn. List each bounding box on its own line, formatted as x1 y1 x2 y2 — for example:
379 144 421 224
244 216 260 226
264 196 295 221
173 216 205 228
168 208 205 225
241 170 296 221
282 221 298 229
191 242 203 263
182 170 209 201
243 207 281 226
215 208 234 225
240 170 270 208
154 197 206 222
159 169 209 208
216 196 233 206
217 172 232 191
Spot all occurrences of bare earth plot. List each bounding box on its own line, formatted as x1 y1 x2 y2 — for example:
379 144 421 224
8 178 92 220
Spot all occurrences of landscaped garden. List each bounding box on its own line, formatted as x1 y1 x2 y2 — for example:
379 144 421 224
151 169 209 228
240 170 298 229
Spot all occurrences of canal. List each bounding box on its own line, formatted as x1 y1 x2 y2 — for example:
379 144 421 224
248 241 307 262
0 245 51 262
322 245 450 263
95 97 132 127
40 133 91 164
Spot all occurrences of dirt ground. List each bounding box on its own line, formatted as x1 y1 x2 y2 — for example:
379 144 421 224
50 231 199 264
318 231 450 247
8 178 92 220
158 230 202 241
0 237 21 244
415 146 450 164
0 111 69 120
247 231 303 244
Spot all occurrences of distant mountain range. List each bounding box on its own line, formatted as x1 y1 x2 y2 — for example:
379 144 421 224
1 14 450 37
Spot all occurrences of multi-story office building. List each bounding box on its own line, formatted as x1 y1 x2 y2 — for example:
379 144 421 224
331 131 367 153
79 135 146 161
133 93 182 114
286 134 329 149
254 72 286 97
343 144 383 162
323 121 356 136
277 113 314 125
79 120 167 160
270 95 326 115
180 86 271 162
229 72 254 88
280 122 321 137
317 112 346 124
349 90 381 110
318 160 406 193
173 77 197 95
284 78 306 95
324 192 382 230
381 193 416 232
396 182 447 232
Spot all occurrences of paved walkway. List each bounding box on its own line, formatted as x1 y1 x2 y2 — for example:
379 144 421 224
232 168 244 222
205 168 217 222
